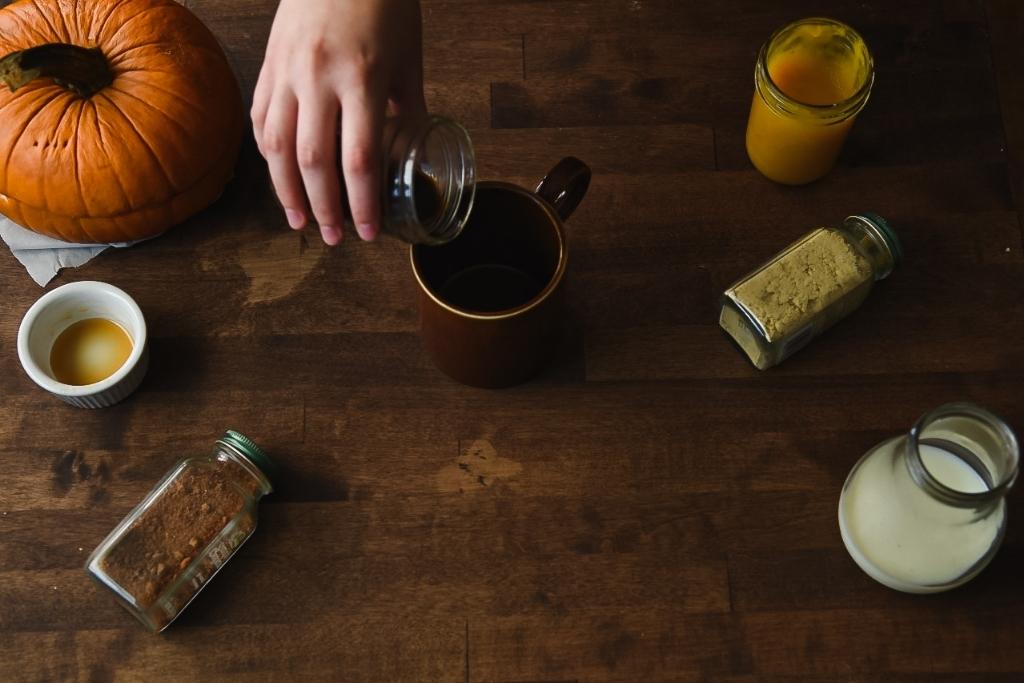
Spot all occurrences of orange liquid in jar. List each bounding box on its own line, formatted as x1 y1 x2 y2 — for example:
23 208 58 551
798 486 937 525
50 318 133 386
746 19 872 185
770 51 856 105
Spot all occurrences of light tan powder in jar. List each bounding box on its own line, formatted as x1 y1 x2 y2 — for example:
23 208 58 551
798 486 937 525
734 228 872 339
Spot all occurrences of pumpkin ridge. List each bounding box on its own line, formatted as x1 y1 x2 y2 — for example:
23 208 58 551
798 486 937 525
68 0 83 42
102 3 170 55
51 199 96 242
90 0 126 47
98 89 179 194
7 5 53 47
0 81 47 117
3 133 237 227
3 129 239 222
46 218 73 244
3 126 240 242
0 81 67 119
70 209 101 244
28 0 68 44
109 39 228 68
109 81 204 135
1 87 63 193
40 90 79 214
81 0 109 47
52 0 77 46
72 96 91 219
110 74 209 122
108 41 201 63
90 95 133 211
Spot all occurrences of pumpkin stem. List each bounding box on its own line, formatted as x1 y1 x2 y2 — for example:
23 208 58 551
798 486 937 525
0 43 112 98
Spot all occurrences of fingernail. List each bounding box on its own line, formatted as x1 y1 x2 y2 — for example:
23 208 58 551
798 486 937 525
285 209 305 229
356 223 378 241
321 225 342 245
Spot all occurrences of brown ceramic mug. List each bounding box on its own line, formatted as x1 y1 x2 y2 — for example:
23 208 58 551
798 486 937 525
410 157 591 388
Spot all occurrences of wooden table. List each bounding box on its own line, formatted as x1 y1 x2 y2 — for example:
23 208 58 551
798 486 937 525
2 1 1023 680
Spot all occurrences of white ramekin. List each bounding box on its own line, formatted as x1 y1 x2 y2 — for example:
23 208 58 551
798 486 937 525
17 281 149 409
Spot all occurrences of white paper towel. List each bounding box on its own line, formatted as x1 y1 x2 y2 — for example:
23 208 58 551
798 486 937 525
0 214 141 286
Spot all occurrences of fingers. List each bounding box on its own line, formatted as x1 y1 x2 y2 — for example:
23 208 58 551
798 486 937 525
254 46 392 245
250 67 272 156
296 93 345 245
260 89 308 231
340 84 385 242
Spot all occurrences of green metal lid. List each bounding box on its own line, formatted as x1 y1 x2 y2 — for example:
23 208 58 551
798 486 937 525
856 212 903 266
220 430 276 482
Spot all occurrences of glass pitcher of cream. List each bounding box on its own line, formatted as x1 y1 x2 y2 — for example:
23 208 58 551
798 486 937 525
839 403 1019 593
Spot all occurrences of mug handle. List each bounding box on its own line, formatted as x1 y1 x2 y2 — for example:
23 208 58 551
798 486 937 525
535 157 592 221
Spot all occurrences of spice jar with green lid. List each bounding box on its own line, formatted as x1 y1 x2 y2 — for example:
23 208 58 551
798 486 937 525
86 430 274 632
719 213 902 369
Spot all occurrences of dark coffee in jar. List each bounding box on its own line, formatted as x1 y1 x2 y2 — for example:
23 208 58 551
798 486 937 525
412 170 442 226
327 115 475 244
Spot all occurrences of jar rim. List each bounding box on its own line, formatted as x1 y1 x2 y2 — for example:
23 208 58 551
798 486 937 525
755 17 875 121
842 213 902 280
906 402 1020 507
402 115 476 244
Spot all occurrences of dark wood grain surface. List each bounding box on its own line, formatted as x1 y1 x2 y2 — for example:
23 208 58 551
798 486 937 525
2 1 1023 681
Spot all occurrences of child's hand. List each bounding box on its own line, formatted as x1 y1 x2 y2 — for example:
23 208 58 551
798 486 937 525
252 0 426 245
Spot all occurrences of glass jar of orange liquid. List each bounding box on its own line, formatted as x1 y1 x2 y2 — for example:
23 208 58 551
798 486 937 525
746 18 874 185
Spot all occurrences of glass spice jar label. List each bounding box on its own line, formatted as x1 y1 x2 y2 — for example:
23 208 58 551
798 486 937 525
85 431 274 632
719 213 902 369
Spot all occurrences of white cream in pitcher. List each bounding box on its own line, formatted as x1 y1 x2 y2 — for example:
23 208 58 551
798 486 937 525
838 403 1018 593
840 440 1004 590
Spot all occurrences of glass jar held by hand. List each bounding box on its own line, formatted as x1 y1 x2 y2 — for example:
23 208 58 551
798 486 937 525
839 403 1019 593
348 114 476 245
746 17 874 185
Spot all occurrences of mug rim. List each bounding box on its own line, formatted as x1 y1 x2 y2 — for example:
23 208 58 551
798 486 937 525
409 180 567 321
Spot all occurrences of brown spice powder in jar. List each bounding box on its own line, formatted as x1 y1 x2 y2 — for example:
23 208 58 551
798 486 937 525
88 431 273 631
96 452 267 629
100 462 248 604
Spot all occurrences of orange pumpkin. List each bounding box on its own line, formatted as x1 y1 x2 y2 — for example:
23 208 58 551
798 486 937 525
0 0 243 243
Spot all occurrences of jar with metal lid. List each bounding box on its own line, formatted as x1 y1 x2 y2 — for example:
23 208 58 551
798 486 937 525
719 213 902 369
839 402 1019 592
368 114 476 245
86 430 274 632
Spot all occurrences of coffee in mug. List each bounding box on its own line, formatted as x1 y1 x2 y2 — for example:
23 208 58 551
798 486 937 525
411 157 590 388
